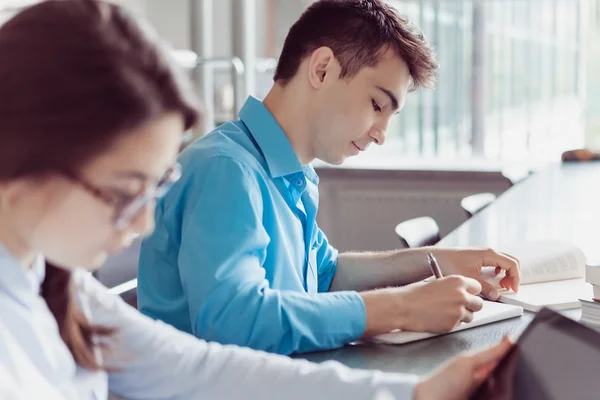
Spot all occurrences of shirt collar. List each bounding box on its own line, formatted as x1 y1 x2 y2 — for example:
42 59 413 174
239 96 304 179
0 242 45 308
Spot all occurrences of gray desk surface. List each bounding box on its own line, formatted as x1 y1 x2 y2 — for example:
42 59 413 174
298 162 599 375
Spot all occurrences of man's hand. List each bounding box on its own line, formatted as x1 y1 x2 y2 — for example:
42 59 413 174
414 336 513 400
361 275 484 336
432 248 520 300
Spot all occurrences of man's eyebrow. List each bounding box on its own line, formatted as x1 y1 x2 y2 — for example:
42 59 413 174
376 85 399 110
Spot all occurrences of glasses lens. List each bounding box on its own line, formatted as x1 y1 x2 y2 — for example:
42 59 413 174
113 164 182 229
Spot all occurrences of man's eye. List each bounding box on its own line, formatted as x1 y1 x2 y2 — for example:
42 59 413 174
372 99 382 112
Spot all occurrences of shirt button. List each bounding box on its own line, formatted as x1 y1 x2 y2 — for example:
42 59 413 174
295 180 303 186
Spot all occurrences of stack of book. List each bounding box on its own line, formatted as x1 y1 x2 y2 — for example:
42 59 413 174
579 263 600 330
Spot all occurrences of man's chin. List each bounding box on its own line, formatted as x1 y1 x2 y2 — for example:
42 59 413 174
318 155 347 165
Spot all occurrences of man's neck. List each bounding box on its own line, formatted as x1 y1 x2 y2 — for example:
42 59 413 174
262 82 315 165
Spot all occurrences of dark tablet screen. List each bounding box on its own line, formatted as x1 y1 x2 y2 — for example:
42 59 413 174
470 308 600 400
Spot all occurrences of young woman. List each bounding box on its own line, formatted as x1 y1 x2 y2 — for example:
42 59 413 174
0 1 511 399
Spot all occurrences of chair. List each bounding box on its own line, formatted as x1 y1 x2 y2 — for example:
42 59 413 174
461 192 497 218
395 216 441 248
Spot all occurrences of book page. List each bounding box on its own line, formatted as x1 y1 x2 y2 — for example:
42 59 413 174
371 301 523 345
499 278 592 312
498 240 586 285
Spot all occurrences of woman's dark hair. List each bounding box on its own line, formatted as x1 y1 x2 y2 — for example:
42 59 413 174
0 0 200 370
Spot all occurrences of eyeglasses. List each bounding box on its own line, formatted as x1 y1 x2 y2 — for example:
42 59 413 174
65 164 182 230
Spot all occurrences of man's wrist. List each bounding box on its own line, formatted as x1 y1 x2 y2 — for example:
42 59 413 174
393 247 435 281
359 288 407 337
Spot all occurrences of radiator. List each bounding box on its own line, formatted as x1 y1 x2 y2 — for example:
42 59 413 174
316 171 511 252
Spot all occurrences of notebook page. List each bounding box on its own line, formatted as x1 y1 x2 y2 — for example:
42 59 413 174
371 301 523 345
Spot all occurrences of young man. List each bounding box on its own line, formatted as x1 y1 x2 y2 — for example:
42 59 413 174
137 0 520 355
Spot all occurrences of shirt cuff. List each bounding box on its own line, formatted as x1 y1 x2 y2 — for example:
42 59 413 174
318 256 338 293
306 291 366 350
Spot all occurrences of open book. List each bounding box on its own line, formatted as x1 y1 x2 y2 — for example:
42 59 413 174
488 240 592 311
372 301 523 345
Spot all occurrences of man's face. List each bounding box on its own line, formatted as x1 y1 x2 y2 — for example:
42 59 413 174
310 49 411 165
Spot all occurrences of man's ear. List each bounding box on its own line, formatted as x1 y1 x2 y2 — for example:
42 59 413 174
307 46 337 90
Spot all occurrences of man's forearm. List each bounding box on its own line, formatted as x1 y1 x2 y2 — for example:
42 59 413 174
329 248 433 292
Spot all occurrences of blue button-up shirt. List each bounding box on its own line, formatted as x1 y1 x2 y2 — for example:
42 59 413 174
138 96 367 354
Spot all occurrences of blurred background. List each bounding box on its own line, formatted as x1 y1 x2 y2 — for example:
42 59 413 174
2 0 599 162
1 0 599 261
142 0 600 165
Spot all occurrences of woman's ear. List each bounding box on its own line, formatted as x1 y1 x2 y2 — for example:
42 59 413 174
0 178 46 213
0 182 17 212
0 191 8 211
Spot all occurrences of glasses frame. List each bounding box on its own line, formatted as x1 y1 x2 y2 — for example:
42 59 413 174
64 164 182 230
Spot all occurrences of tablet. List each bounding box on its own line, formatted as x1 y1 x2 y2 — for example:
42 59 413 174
470 307 600 400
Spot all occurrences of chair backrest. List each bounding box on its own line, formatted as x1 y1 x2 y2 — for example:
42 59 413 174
501 166 531 185
461 192 497 218
394 216 441 248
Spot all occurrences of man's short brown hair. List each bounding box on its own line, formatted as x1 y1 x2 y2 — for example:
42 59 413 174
273 0 438 91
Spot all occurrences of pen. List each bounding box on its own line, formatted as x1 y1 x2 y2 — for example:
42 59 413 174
427 252 444 279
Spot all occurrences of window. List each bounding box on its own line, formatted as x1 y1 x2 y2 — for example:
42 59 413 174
264 0 598 162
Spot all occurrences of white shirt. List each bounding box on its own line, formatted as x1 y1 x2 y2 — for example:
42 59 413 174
0 243 418 400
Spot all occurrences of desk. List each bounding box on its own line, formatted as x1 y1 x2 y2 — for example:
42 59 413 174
439 162 600 260
299 162 599 375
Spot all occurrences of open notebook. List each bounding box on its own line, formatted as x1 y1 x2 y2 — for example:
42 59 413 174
487 240 592 311
372 300 523 345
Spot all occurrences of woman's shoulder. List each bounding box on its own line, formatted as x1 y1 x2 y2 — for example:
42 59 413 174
0 310 72 400
71 269 145 332
0 362 27 399
71 269 127 322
